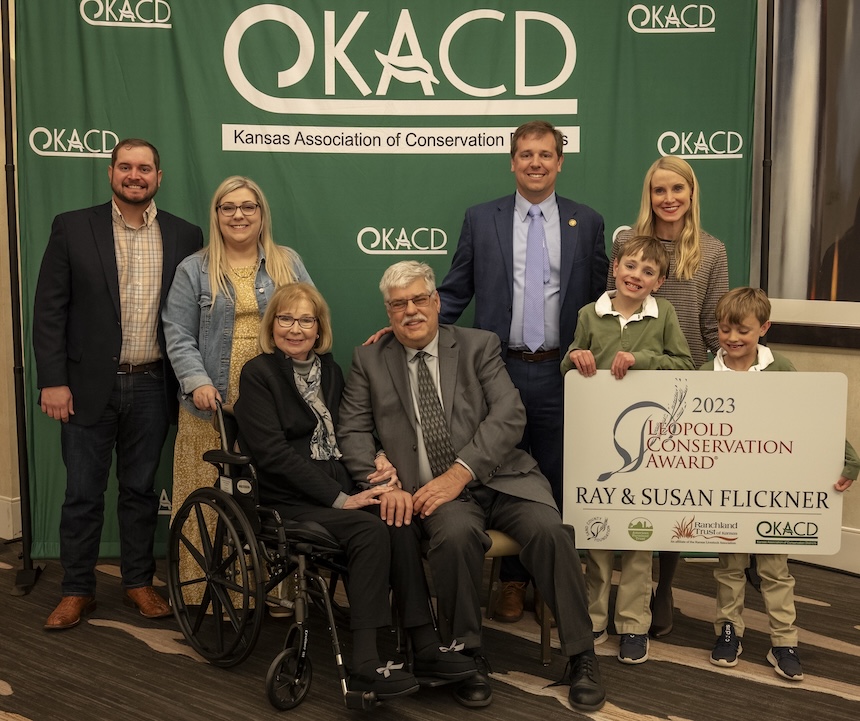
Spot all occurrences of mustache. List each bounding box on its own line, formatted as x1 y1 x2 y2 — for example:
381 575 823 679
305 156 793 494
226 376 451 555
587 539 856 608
401 311 428 324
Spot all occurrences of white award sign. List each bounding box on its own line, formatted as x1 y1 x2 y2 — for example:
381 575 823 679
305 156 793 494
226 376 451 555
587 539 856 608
563 371 847 554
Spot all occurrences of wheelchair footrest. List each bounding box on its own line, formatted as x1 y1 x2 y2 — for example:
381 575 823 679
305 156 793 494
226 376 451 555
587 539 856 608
415 675 461 689
344 690 380 710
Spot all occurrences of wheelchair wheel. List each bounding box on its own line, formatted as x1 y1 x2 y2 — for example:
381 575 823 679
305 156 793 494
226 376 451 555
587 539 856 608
266 648 312 710
167 487 265 667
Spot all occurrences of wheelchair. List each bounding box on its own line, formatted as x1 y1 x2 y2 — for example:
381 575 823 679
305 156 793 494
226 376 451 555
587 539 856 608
166 402 383 711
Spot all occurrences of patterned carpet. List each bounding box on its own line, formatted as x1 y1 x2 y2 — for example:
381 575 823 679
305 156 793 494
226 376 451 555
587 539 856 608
1 539 858 721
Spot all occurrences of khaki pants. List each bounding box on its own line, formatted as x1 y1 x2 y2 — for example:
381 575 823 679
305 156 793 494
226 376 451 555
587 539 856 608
713 553 797 646
585 549 653 635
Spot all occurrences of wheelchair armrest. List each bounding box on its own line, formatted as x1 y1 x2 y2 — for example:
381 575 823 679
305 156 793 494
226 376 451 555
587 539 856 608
203 448 253 466
281 519 342 553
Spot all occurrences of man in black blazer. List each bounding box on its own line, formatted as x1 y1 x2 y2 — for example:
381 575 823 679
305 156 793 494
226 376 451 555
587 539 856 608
339 261 606 713
33 138 203 630
437 120 608 621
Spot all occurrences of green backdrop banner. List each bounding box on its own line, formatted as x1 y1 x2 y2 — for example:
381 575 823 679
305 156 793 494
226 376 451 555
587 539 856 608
16 0 756 558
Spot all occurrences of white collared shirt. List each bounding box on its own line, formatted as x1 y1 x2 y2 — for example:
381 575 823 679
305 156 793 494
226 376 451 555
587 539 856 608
713 344 775 372
595 290 659 328
402 333 475 484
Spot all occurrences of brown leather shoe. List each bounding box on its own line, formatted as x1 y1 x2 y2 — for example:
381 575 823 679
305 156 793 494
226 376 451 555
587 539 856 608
124 586 171 619
495 581 526 623
44 596 96 631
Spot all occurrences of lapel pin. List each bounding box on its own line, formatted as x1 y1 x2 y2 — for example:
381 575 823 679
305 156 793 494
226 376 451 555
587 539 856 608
569 219 577 227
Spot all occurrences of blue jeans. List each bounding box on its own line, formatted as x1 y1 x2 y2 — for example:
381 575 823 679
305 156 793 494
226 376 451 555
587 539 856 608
59 369 169 595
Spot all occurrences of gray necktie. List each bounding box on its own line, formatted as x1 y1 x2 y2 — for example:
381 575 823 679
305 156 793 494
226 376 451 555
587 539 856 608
414 351 456 478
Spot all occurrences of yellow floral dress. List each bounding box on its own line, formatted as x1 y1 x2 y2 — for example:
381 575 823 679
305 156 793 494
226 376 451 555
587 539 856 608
170 266 262 606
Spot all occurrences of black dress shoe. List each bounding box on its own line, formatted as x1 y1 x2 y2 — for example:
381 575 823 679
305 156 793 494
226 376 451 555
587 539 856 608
413 643 477 680
349 661 420 700
453 654 492 707
568 651 606 712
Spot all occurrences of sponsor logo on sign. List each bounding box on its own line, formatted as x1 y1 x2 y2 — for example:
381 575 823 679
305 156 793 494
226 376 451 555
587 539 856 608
671 516 738 544
223 6 577 116
357 227 448 255
756 520 819 546
80 0 172 28
29 127 119 158
628 517 654 542
657 130 743 159
628 4 716 33
585 516 611 543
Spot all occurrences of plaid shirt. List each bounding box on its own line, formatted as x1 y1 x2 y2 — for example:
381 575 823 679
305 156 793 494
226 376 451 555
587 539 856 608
112 199 163 365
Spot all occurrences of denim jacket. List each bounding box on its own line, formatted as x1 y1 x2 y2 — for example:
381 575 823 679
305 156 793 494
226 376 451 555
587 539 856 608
163 244 312 419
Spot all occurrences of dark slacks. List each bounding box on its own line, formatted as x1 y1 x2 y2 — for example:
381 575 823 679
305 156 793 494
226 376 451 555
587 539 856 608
502 355 565 583
59 370 168 595
415 485 593 657
278 505 434 632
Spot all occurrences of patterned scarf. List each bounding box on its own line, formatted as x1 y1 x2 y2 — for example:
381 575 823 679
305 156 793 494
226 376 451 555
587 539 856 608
293 354 342 461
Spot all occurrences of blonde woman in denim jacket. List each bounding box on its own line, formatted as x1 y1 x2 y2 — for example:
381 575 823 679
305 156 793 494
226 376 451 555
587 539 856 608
163 176 311 604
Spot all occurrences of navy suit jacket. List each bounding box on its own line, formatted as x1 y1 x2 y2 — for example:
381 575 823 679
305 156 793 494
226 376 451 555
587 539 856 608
33 201 203 425
437 193 608 351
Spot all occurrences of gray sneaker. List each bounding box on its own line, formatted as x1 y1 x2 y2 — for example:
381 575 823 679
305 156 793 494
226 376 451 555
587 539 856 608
617 633 649 664
767 646 803 681
710 622 742 667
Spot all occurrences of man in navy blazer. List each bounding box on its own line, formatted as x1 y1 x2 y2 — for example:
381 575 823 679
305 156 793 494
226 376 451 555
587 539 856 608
33 138 203 631
437 120 608 621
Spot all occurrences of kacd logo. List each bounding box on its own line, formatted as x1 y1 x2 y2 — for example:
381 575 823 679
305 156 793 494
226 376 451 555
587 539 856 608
80 0 172 28
224 6 576 115
658 130 743 159
628 4 715 33
357 226 448 256
29 127 119 158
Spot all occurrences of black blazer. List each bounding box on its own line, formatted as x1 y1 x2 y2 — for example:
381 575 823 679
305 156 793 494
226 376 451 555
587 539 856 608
234 352 352 509
32 201 203 426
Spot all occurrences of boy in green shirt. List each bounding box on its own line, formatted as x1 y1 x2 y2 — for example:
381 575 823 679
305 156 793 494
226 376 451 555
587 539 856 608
562 236 693 663
702 287 858 681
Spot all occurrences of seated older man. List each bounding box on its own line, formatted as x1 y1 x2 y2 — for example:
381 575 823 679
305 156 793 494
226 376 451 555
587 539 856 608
338 261 606 713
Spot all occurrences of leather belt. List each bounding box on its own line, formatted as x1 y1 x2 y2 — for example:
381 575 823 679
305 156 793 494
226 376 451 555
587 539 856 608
117 361 161 374
506 348 560 363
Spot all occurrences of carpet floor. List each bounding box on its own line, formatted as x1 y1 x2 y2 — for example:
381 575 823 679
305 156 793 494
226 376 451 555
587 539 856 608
1 539 858 721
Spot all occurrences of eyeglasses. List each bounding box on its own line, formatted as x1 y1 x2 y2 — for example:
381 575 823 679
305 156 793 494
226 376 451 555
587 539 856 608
217 202 260 217
385 292 435 312
276 315 317 329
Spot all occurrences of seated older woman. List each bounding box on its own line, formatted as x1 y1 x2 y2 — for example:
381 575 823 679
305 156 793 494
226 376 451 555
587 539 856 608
234 283 474 699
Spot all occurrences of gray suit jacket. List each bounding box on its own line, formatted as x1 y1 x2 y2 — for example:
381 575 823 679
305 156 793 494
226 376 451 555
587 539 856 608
337 324 556 509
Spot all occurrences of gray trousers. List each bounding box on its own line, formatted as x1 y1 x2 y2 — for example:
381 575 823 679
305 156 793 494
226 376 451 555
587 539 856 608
420 485 594 657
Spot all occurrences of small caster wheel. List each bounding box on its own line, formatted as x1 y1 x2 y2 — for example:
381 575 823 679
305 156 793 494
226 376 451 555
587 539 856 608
266 647 312 710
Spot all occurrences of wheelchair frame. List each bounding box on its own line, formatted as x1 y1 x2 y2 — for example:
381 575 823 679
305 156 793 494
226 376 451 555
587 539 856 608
166 403 382 710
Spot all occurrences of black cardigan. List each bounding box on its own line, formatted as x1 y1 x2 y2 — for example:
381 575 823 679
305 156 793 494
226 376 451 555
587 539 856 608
233 351 353 508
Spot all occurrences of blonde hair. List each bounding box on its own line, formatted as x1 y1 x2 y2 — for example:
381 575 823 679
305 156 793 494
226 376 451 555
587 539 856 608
633 156 702 281
714 287 771 326
259 283 333 355
205 176 301 301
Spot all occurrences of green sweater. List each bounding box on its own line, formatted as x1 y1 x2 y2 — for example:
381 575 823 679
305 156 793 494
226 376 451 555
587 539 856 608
700 348 859 480
560 295 694 375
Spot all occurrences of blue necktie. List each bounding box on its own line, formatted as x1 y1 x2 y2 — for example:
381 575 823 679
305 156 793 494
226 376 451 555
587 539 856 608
524 205 549 352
